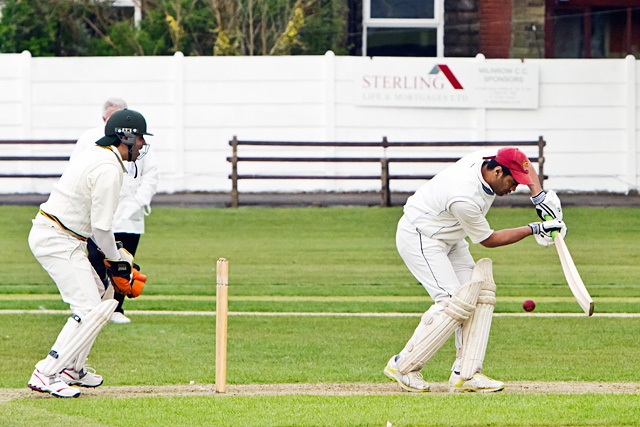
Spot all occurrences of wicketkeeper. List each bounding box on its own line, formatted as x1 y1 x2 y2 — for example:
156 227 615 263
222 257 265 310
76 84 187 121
27 109 151 397
384 147 565 392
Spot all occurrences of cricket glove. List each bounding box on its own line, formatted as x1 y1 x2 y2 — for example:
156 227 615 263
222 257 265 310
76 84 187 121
128 268 147 298
531 190 563 221
528 219 567 246
104 246 146 298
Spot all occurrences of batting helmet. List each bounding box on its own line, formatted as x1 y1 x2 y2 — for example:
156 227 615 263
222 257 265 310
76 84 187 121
96 109 153 147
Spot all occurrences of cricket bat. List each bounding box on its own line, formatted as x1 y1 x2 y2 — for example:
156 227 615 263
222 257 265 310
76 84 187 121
548 223 594 316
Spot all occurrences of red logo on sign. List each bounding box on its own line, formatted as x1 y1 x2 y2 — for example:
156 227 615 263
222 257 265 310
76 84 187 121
429 65 464 90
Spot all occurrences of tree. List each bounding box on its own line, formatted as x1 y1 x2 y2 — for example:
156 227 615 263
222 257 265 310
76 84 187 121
0 0 92 56
299 0 348 55
0 0 348 56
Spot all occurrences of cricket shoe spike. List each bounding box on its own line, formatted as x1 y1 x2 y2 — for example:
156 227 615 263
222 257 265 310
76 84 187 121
449 371 504 393
60 367 103 388
28 367 80 398
384 355 430 392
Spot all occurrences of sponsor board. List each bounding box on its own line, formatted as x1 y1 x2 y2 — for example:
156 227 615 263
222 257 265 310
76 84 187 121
355 58 539 109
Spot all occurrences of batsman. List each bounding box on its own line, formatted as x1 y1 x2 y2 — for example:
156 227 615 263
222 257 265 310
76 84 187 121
385 147 565 393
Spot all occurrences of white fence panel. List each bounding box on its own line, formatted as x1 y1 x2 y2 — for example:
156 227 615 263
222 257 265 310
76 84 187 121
0 52 638 195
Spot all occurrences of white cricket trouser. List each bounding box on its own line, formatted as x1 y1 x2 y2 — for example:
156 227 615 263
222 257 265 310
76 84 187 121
396 215 475 303
28 214 108 317
396 214 476 360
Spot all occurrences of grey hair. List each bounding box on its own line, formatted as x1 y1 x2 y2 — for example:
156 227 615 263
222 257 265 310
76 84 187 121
102 97 128 119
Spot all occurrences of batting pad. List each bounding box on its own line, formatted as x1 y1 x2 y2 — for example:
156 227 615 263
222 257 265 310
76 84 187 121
39 299 118 376
460 258 497 379
397 280 482 373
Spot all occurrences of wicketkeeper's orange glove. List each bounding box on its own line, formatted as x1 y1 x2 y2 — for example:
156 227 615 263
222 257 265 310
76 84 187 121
104 246 146 298
129 268 147 298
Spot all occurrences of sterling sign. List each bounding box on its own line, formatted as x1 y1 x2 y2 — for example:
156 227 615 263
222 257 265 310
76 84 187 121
355 59 539 109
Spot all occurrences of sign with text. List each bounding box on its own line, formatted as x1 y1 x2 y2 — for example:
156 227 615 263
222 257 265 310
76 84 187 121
355 59 539 109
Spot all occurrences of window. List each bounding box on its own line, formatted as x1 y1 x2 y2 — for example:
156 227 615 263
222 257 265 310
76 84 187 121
371 0 434 19
363 0 443 57
111 0 142 25
546 1 640 59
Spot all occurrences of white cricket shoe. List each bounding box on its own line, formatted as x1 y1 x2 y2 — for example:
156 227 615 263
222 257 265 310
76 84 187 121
61 367 104 388
383 355 430 392
449 372 504 393
28 368 80 398
110 312 131 324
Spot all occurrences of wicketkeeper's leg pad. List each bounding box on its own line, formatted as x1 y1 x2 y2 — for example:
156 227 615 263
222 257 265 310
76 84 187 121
397 279 482 373
459 258 497 379
38 299 117 376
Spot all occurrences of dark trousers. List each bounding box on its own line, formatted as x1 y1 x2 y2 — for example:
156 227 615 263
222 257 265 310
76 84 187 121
88 233 141 314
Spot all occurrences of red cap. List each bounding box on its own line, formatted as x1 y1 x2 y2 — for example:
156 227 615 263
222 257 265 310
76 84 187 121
484 147 533 185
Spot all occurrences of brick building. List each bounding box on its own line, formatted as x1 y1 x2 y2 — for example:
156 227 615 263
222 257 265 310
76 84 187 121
349 0 640 58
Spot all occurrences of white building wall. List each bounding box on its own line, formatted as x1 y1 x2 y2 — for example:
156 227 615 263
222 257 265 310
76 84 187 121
0 51 638 195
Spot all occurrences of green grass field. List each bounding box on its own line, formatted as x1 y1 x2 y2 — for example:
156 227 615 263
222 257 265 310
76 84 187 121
1 204 639 426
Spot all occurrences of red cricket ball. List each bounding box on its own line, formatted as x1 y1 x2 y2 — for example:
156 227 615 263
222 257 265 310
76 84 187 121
523 299 536 312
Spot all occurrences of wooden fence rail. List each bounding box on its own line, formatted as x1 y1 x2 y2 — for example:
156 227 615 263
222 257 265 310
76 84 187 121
0 140 75 178
228 136 546 207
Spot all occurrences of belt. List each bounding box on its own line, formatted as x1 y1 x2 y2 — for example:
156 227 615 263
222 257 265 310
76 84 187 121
38 209 88 242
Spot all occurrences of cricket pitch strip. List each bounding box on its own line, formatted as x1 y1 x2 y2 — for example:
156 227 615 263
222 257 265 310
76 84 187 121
1 382 639 402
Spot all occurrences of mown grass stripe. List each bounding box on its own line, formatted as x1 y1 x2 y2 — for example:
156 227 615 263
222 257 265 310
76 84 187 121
1 309 639 318
2 294 639 303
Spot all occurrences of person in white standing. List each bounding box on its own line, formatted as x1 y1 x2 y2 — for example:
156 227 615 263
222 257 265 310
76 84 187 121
72 98 159 324
28 109 150 397
384 147 565 393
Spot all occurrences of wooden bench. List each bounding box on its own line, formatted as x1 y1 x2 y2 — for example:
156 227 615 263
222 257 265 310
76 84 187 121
0 140 75 178
228 136 546 207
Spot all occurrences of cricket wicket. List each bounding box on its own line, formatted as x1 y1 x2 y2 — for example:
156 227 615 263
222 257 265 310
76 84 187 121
215 258 229 393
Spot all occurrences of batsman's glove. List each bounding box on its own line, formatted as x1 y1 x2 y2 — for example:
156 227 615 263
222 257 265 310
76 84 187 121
528 219 567 246
104 245 146 298
531 190 563 221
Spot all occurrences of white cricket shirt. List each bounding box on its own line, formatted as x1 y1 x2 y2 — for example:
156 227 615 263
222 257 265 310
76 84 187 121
402 151 496 245
40 145 126 238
